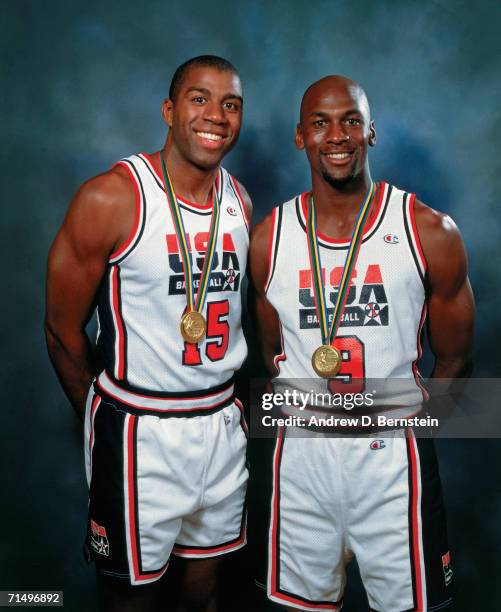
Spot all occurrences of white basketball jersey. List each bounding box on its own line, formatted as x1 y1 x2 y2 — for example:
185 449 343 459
265 183 427 408
96 153 249 393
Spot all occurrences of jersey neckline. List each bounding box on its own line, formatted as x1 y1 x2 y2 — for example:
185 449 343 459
139 152 218 210
297 182 389 248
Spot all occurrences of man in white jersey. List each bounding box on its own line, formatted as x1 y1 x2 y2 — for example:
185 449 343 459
45 55 252 612
249 76 474 611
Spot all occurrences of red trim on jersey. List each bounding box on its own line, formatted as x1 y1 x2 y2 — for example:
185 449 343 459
412 301 430 400
109 161 142 260
142 151 217 209
273 321 286 375
407 430 424 612
300 182 386 245
229 175 250 229
110 266 125 380
264 208 278 292
141 151 163 183
408 193 427 273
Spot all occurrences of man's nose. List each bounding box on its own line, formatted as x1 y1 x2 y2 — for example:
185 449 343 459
326 121 349 143
203 101 226 124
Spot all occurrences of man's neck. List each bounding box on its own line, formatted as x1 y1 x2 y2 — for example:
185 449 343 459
310 171 375 240
157 146 219 205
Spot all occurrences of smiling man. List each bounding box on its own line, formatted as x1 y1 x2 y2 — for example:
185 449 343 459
46 56 251 612
250 76 474 611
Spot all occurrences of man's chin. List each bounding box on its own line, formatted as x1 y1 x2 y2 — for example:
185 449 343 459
321 168 355 188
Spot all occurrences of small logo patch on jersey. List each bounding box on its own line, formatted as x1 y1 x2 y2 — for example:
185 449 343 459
370 439 386 450
383 233 399 244
90 520 110 557
227 206 238 216
442 551 453 586
224 414 232 425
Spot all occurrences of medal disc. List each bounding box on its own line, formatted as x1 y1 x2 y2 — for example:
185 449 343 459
180 311 206 343
312 345 342 378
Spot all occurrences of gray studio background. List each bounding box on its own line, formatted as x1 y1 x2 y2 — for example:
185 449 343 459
2 1 500 610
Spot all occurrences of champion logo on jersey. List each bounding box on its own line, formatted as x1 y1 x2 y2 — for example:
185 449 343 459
90 520 110 557
370 440 386 450
383 233 399 244
227 206 238 216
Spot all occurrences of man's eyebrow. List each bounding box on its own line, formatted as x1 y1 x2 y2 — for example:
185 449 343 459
185 86 243 103
308 108 363 117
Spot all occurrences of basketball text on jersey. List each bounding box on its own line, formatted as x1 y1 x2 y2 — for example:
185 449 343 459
166 232 241 294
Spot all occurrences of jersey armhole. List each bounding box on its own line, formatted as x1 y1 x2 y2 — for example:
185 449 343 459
108 160 146 264
228 174 250 231
403 193 427 283
264 206 282 294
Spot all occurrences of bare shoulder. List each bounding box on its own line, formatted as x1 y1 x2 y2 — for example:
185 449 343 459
60 165 137 258
233 178 253 223
414 199 468 292
414 199 464 254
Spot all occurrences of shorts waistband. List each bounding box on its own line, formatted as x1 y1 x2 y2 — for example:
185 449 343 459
95 371 235 416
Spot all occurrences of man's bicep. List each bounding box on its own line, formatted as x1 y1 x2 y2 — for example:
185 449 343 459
46 225 110 333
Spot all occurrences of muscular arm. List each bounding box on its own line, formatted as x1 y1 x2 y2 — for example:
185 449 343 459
45 167 135 419
249 214 283 375
415 200 475 379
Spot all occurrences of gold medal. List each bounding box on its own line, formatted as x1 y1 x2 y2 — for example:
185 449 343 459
312 345 342 378
180 311 206 343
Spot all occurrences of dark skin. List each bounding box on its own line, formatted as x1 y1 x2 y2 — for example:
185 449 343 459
45 64 252 612
250 75 474 381
250 74 472 612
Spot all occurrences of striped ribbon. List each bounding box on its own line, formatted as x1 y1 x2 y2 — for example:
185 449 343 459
161 156 221 313
307 182 375 346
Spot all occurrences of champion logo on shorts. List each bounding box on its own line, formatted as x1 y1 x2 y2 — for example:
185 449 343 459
442 551 453 586
227 206 238 216
370 439 386 450
90 519 110 557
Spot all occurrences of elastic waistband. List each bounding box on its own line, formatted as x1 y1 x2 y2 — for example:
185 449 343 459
95 371 235 417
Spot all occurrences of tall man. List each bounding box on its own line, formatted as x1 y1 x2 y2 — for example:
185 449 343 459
249 76 474 611
46 55 252 612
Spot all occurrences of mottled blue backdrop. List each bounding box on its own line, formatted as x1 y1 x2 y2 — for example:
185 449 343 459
2 1 500 610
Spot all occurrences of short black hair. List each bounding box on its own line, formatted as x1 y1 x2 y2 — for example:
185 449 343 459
168 55 239 101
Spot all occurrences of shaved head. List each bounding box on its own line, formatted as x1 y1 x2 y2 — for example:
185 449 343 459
300 75 371 125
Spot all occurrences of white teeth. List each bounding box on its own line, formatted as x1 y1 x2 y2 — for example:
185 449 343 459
197 131 223 141
326 152 351 159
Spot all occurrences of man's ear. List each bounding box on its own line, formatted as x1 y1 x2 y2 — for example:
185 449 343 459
162 98 174 128
295 123 304 150
369 120 377 147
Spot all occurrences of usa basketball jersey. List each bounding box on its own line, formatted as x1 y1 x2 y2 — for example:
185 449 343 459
265 183 426 410
95 153 249 395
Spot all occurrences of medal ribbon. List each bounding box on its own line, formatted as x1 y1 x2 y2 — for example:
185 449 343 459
161 156 221 313
307 182 375 346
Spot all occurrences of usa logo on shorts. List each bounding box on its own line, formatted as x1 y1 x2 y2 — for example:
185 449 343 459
442 551 453 586
90 519 110 557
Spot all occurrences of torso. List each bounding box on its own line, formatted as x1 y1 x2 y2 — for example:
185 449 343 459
96 152 249 392
265 182 427 407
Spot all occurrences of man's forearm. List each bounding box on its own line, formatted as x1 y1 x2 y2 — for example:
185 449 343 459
45 325 99 420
